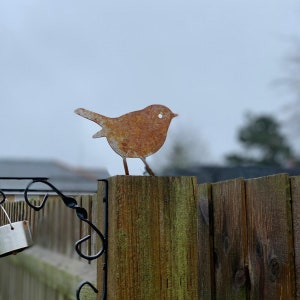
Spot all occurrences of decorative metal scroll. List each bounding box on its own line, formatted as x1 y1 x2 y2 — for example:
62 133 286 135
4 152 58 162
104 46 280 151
0 177 108 300
76 281 99 299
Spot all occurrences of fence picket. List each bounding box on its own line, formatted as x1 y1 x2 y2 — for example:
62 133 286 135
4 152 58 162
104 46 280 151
245 174 295 299
198 182 213 300
290 176 300 299
212 178 248 299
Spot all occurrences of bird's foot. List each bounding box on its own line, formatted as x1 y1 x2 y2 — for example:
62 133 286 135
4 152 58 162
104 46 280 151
141 157 155 176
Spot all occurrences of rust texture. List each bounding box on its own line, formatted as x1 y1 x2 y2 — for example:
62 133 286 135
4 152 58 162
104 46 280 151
75 104 178 175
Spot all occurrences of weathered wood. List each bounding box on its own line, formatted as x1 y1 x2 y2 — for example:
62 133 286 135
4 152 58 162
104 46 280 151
2 174 300 299
90 193 100 268
212 178 248 299
103 176 198 299
95 181 107 295
0 195 98 300
80 195 92 260
245 174 295 299
198 183 213 300
0 246 96 300
290 176 300 299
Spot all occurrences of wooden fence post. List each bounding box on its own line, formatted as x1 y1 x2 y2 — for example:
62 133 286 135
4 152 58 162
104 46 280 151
97 176 199 299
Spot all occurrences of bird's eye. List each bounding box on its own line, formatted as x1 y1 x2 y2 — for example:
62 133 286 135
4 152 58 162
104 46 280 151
158 113 163 119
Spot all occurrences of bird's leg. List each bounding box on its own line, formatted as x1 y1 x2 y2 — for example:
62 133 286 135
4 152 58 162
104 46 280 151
123 157 130 175
140 157 155 176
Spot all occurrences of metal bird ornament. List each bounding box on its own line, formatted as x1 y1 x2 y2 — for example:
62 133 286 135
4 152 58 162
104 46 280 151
75 104 178 176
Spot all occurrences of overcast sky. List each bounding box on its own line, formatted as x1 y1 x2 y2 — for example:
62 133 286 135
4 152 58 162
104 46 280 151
1 1 300 176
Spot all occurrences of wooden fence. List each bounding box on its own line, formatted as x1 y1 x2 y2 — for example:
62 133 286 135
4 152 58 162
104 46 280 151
0 191 102 300
0 174 300 299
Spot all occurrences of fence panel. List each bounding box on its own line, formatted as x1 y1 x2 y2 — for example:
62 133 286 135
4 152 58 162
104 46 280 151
211 178 248 299
198 183 213 300
245 174 295 299
290 176 300 299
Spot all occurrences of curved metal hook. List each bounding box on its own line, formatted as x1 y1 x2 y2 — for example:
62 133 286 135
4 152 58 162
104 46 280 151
24 179 77 211
24 179 106 261
76 281 98 300
75 217 106 260
0 190 6 205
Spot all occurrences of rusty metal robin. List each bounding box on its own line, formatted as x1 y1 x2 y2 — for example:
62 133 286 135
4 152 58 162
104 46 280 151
75 104 178 175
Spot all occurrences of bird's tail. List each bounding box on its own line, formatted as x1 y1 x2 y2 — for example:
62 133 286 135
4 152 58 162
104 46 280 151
74 108 107 126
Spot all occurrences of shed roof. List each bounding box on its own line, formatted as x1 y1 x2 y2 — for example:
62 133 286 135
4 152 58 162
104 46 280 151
0 159 109 194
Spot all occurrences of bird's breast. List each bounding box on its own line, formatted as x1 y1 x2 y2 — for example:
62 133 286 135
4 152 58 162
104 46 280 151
106 125 168 158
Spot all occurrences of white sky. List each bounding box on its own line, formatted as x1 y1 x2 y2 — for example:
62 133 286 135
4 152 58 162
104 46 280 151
0 0 300 175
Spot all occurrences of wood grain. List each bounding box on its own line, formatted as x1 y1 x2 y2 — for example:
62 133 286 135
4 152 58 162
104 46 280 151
290 176 300 299
246 174 295 299
212 178 248 299
105 175 199 299
198 183 213 300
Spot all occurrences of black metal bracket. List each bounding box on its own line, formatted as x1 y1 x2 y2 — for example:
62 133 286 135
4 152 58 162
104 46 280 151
76 179 108 300
0 177 108 300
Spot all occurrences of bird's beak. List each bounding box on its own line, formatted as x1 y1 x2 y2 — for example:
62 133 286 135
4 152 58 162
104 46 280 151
172 113 178 118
